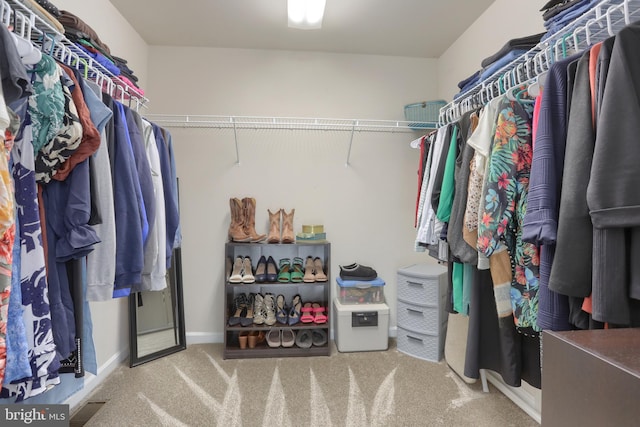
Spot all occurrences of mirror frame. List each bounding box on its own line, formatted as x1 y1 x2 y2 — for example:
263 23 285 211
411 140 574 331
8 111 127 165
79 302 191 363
129 247 187 367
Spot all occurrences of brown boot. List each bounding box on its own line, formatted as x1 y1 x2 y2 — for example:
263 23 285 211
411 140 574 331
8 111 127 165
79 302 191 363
267 209 281 244
242 197 266 242
228 198 251 242
281 209 295 244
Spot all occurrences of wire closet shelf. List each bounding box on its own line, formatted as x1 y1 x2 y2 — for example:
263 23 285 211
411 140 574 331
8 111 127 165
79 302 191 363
145 115 433 166
145 114 434 133
439 0 640 126
0 0 149 110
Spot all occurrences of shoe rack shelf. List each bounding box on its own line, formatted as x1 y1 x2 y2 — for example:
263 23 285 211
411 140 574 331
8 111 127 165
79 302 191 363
223 242 331 359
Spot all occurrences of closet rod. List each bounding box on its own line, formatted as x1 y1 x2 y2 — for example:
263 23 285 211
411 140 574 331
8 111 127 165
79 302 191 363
1 0 149 109
439 0 640 125
147 114 434 166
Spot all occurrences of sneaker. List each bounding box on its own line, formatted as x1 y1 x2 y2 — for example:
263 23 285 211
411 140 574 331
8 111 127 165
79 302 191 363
339 263 377 281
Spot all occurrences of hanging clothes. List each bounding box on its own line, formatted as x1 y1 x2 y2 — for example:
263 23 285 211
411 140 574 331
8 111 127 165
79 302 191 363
1 102 59 401
587 21 640 326
477 90 540 333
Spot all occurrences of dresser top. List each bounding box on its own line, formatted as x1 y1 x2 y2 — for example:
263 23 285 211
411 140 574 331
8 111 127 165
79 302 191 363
544 328 640 379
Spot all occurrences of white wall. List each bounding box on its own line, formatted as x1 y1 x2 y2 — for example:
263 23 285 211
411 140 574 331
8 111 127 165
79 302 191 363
52 0 149 372
437 0 548 101
146 46 440 341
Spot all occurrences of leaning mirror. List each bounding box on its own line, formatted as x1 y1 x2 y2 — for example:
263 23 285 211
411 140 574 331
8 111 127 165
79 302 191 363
129 247 186 366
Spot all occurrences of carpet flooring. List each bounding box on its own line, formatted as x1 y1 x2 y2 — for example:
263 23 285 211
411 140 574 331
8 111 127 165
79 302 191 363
75 341 539 426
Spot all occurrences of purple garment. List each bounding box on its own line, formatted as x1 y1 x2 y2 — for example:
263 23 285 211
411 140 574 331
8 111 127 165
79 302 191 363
75 43 121 76
523 54 581 331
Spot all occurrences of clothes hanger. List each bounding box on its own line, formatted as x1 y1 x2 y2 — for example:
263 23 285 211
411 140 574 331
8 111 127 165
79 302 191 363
11 32 41 65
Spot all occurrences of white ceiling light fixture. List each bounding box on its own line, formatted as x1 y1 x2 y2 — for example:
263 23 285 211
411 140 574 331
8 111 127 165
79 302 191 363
288 0 326 30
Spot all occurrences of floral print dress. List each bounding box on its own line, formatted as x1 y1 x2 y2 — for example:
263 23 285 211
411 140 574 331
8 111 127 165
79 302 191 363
477 93 541 332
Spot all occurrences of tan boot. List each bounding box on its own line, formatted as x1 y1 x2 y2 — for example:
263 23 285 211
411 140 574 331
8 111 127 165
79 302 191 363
228 198 251 242
242 197 266 242
281 209 295 244
267 209 281 244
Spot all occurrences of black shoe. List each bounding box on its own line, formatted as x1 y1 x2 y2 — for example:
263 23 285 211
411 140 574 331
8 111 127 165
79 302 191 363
339 263 377 280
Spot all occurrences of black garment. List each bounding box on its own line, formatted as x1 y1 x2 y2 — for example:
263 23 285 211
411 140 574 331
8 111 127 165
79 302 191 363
447 110 478 264
430 124 453 213
35 0 60 17
464 269 542 389
548 51 593 298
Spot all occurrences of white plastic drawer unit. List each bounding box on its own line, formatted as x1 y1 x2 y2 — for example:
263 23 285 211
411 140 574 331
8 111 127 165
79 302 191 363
397 264 446 306
396 263 447 362
397 300 441 335
397 326 442 362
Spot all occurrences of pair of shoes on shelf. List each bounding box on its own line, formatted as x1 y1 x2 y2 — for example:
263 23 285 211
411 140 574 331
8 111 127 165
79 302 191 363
267 208 295 244
229 293 257 327
248 331 266 349
253 293 276 326
303 256 328 282
295 329 327 348
277 257 305 283
276 257 304 283
228 294 248 326
255 255 279 282
288 295 303 325
229 256 255 283
275 294 289 324
339 262 377 281
228 197 266 243
266 328 296 348
300 302 328 324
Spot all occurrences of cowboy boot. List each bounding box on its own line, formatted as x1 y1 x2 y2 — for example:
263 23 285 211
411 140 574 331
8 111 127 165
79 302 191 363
242 197 266 242
267 209 282 244
281 209 295 244
228 198 251 242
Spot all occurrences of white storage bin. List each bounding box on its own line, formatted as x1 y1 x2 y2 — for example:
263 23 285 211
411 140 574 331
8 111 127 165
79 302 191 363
333 299 389 352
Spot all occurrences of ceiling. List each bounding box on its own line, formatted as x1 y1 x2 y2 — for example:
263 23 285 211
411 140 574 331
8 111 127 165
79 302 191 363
108 0 495 58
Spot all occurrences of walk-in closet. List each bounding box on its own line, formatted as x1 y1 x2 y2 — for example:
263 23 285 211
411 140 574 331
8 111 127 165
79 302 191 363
0 1 638 426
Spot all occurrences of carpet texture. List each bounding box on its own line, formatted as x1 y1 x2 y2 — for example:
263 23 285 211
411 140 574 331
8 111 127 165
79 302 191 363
77 342 539 426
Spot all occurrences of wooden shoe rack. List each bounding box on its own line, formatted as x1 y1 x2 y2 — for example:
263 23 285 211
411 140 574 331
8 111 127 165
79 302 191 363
223 242 331 359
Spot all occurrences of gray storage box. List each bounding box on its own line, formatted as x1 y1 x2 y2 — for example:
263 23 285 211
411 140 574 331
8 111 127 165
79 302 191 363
333 299 389 352
396 263 447 362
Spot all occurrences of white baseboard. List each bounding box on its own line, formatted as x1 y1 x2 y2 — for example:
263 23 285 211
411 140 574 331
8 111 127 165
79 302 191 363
65 348 129 413
186 331 223 344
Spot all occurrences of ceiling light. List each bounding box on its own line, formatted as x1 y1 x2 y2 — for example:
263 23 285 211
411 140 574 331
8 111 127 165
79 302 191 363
288 0 326 30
